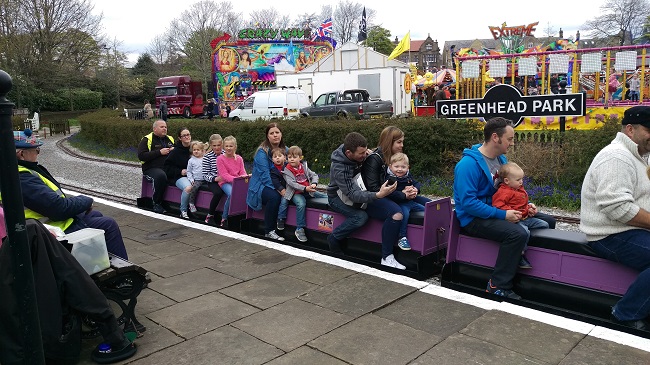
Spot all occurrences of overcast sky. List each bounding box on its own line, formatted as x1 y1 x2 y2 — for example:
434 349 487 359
91 0 604 65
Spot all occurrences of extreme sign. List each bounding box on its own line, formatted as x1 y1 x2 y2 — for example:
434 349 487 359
436 84 585 127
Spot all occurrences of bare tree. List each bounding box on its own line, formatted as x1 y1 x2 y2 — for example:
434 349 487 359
583 0 650 45
0 0 103 89
332 1 374 44
164 0 240 92
248 8 291 29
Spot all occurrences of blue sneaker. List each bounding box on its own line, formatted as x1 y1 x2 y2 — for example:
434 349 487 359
397 237 411 250
486 279 521 300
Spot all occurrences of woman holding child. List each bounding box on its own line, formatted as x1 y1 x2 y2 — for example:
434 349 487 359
164 127 193 219
247 123 286 241
362 126 428 253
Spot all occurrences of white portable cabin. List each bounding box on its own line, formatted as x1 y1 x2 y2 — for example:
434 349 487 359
275 42 412 117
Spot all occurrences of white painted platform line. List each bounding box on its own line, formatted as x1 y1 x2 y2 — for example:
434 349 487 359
85 195 650 353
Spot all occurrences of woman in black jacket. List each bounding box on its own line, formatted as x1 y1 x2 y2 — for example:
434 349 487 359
164 127 193 218
360 126 418 257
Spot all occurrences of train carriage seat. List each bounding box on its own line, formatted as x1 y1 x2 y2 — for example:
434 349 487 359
528 229 598 257
305 197 425 226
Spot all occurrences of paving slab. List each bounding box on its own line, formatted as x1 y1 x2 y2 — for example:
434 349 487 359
118 225 147 239
265 346 348 365
77 317 184 365
558 335 650 365
149 267 241 302
146 292 259 339
126 224 189 244
300 273 417 317
135 288 177 315
140 252 218 278
220 273 318 309
209 248 307 280
310 314 439 365
232 299 352 352
124 249 158 265
279 259 356 286
173 230 233 248
413 333 545 365
375 291 486 337
138 240 197 258
460 311 585 364
194 239 267 261
128 325 284 365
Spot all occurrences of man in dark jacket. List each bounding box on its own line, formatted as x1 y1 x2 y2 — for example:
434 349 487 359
14 129 129 259
326 132 399 267
137 120 174 213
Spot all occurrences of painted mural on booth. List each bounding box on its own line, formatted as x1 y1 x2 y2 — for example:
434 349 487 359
212 38 333 102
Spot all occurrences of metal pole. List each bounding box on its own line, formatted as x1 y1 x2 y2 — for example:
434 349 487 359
0 70 45 363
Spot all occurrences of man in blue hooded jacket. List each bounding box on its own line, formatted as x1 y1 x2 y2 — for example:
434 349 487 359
453 117 555 299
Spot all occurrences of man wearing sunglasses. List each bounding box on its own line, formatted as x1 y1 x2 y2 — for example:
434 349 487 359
13 129 129 259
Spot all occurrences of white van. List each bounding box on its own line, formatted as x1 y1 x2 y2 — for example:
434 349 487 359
229 87 310 121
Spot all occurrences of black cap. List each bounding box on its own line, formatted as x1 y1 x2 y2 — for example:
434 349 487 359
622 106 650 126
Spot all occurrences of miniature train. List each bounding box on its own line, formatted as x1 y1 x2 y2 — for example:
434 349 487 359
138 177 648 338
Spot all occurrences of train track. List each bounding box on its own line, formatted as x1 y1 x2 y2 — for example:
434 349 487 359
56 136 582 225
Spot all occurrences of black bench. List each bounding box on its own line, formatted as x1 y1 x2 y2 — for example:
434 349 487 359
83 254 149 338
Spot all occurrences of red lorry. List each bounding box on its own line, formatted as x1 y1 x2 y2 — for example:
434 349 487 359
155 75 205 118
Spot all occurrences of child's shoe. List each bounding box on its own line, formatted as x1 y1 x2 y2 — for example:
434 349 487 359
295 228 308 242
277 219 285 231
265 230 285 241
189 203 197 213
220 219 229 229
486 279 521 299
519 255 533 269
180 211 189 219
397 237 411 250
205 214 214 224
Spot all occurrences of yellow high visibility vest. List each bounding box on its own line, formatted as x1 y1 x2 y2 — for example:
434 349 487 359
140 133 175 164
15 166 74 231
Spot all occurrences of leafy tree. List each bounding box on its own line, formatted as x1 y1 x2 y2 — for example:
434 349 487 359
132 54 159 102
332 1 375 44
637 14 650 43
583 0 650 45
363 26 393 55
248 8 290 29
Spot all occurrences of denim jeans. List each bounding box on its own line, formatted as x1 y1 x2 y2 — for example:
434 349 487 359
279 192 327 229
143 168 167 204
629 90 639 101
175 177 192 212
398 201 425 238
366 197 402 258
261 187 281 234
533 212 556 229
588 229 650 321
462 217 528 289
328 195 368 242
518 216 550 251
221 183 233 220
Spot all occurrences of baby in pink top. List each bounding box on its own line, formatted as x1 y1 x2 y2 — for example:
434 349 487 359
216 136 248 226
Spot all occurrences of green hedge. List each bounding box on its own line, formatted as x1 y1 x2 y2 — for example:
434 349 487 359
76 109 621 184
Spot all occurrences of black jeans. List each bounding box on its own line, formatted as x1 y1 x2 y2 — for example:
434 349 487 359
462 217 527 289
143 168 167 204
206 182 225 216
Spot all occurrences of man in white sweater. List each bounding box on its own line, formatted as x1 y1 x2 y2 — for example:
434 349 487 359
581 106 650 331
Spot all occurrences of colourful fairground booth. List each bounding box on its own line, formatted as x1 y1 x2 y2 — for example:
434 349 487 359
210 29 335 105
420 21 650 130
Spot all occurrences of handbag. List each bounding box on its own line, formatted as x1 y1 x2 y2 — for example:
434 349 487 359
336 173 368 209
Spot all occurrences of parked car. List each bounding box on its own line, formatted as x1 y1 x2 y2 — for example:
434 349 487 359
228 87 310 122
300 89 393 119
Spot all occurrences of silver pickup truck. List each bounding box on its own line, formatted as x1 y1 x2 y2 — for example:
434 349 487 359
300 89 393 119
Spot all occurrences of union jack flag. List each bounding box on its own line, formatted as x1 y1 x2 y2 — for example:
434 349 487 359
312 18 333 40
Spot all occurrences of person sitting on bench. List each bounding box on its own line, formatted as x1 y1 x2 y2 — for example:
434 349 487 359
13 129 129 259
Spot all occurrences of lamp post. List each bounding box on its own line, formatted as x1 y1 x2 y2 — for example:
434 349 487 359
0 69 45 363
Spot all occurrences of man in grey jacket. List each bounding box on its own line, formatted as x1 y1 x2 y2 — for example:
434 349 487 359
327 132 403 269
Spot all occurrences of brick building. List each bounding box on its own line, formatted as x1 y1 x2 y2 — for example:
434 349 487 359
393 33 441 72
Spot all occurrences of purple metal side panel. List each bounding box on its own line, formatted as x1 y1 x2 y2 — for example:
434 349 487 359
453 234 638 295
229 176 250 215
141 176 153 198
445 214 461 263
420 198 452 255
